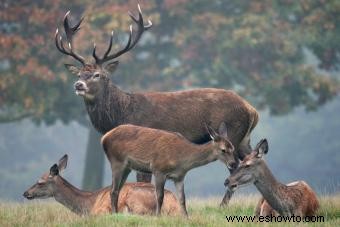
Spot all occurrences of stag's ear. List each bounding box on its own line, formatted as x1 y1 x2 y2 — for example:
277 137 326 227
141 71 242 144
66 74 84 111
104 61 119 73
65 64 80 75
255 139 268 158
218 122 228 138
50 164 59 176
58 154 68 172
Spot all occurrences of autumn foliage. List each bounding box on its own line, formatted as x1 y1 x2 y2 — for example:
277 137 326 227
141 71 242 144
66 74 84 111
0 0 338 124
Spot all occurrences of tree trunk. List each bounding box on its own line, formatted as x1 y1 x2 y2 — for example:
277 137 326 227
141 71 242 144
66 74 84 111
82 127 104 190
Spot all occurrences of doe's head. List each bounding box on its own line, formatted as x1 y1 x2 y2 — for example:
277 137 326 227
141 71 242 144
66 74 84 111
225 139 268 191
206 122 237 170
23 154 68 200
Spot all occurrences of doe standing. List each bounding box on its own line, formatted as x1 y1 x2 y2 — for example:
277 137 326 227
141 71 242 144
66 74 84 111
101 123 237 216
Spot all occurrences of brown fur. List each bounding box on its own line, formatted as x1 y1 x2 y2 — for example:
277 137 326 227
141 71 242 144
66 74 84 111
101 124 236 216
227 139 319 217
60 8 258 200
254 181 319 217
91 183 181 216
23 156 180 216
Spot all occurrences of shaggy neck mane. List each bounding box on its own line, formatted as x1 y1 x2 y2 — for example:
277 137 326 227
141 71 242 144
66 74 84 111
85 81 131 134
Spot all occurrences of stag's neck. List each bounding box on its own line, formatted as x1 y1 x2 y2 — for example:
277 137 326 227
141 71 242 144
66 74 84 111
53 177 97 216
254 161 292 216
85 81 131 134
184 142 217 171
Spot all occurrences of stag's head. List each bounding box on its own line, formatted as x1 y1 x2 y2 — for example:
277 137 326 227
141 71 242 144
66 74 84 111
23 155 68 200
55 5 152 101
206 122 237 170
225 139 268 191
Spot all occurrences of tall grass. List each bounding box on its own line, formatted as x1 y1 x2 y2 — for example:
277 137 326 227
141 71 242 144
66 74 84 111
1 194 339 227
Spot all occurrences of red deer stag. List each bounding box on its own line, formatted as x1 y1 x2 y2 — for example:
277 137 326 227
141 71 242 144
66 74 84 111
23 155 181 216
55 4 259 205
101 123 237 216
225 139 319 217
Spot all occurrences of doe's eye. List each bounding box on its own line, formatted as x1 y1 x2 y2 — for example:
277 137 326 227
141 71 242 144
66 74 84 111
93 73 100 79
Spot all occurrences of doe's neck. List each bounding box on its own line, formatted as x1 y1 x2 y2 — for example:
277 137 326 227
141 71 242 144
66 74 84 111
186 142 218 170
253 160 289 215
53 177 96 215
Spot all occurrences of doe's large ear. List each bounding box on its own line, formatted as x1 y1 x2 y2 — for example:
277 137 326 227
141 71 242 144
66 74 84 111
205 123 218 140
58 154 68 172
50 164 59 176
65 64 80 75
218 122 228 138
104 61 119 73
255 139 268 158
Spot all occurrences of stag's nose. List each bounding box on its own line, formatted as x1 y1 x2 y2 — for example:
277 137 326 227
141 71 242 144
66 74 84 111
224 179 229 187
74 81 85 90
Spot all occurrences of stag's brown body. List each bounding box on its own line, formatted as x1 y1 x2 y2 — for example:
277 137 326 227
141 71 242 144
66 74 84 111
89 86 258 158
254 181 319 217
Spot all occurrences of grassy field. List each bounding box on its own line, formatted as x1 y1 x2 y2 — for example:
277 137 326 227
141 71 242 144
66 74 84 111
1 194 340 227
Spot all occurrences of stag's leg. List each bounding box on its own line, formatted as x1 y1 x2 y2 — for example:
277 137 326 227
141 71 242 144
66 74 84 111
111 164 126 214
136 172 152 183
154 173 166 216
174 178 188 217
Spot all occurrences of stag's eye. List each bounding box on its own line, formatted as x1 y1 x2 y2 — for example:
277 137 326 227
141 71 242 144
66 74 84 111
244 164 250 168
221 149 226 153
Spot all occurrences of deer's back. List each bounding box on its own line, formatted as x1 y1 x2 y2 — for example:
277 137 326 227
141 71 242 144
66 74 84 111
90 183 180 215
286 181 319 216
119 182 181 215
129 88 258 146
102 124 197 171
255 181 319 217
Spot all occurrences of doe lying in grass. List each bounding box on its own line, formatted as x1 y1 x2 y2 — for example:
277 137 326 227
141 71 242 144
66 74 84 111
225 139 319 217
101 123 237 216
23 155 180 216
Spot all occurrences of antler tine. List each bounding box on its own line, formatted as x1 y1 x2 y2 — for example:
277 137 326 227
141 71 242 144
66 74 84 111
55 11 85 65
102 31 115 59
92 43 100 63
93 4 152 65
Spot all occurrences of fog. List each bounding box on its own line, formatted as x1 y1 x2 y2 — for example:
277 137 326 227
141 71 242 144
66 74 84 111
1 97 339 201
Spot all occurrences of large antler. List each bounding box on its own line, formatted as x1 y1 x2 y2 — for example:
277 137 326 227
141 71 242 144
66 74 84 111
92 4 152 65
55 11 86 65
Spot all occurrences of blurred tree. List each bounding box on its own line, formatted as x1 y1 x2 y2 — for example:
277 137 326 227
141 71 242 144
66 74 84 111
0 0 339 189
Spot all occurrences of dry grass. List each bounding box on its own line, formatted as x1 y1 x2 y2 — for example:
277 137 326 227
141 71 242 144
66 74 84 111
1 194 339 227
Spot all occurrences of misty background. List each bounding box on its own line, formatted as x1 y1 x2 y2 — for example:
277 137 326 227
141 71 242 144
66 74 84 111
0 0 339 201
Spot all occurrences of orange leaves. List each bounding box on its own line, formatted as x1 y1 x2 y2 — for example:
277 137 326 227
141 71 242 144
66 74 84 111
194 12 233 31
24 97 33 109
0 35 29 60
17 58 54 81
